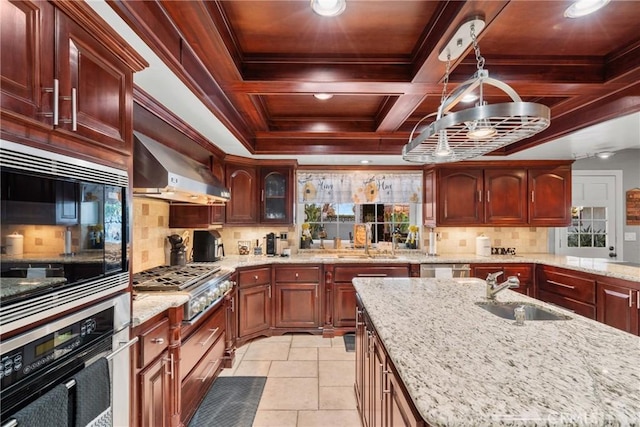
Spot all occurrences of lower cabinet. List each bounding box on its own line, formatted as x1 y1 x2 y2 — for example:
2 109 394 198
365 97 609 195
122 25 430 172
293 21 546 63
536 264 596 319
139 350 172 427
237 266 272 341
471 263 534 296
356 296 425 427
273 265 321 329
597 278 640 335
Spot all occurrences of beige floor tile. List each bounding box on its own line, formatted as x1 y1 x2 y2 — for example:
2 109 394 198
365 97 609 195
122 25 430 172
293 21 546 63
252 410 298 427
331 336 347 347
319 386 358 410
291 334 332 348
236 343 249 355
268 360 318 378
232 360 272 377
319 346 356 361
263 334 293 343
258 377 318 410
244 342 291 361
297 410 361 427
288 347 318 361
319 361 355 387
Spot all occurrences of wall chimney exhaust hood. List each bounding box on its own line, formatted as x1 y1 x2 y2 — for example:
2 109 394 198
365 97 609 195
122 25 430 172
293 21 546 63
133 132 230 205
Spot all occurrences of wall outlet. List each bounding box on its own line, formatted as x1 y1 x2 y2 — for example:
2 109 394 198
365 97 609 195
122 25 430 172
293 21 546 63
280 232 288 240
624 232 637 241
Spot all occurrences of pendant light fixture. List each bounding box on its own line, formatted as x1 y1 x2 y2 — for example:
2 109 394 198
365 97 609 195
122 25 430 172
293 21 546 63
311 0 346 17
403 18 551 164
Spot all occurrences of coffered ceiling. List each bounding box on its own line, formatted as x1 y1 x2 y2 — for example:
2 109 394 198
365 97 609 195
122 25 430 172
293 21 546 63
105 0 640 164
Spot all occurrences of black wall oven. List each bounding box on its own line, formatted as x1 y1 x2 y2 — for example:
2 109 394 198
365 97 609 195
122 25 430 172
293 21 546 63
0 140 130 335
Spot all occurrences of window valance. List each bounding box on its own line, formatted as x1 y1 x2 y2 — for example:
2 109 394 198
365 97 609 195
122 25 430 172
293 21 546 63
297 172 422 204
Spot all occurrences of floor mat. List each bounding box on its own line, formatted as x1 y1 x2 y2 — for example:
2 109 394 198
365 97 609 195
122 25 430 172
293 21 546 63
187 376 266 427
343 333 355 352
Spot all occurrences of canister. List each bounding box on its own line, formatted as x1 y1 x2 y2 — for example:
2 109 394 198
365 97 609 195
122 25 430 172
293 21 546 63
475 235 491 257
6 232 24 256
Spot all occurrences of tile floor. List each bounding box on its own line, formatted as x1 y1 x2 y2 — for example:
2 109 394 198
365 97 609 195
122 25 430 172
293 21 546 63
218 334 361 427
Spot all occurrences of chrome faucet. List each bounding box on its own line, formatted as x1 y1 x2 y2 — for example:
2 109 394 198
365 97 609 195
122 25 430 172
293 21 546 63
485 271 520 300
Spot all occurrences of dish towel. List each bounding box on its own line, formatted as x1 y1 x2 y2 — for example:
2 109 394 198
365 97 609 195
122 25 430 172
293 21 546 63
73 357 111 427
11 383 69 427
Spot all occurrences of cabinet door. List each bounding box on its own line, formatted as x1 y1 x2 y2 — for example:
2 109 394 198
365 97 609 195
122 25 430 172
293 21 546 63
274 283 320 328
261 168 292 224
56 9 132 154
1 0 54 121
334 283 357 328
503 265 533 297
484 169 527 224
55 180 79 224
139 351 171 427
597 281 639 335
387 364 423 427
372 336 385 427
437 169 483 225
238 284 271 337
528 167 571 226
226 165 257 224
355 304 365 411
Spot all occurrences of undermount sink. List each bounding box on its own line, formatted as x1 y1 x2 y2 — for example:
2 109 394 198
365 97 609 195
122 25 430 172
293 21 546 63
475 301 572 321
320 253 398 260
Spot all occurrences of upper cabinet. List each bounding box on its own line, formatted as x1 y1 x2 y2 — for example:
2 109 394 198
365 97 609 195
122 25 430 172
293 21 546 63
425 161 572 227
1 0 146 166
224 161 295 225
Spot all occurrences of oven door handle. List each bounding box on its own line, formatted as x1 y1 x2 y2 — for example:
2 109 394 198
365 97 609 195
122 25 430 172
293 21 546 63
106 337 138 361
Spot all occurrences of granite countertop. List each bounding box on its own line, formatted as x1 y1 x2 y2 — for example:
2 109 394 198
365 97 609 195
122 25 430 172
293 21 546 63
0 251 104 264
352 277 640 426
0 277 68 299
131 292 189 326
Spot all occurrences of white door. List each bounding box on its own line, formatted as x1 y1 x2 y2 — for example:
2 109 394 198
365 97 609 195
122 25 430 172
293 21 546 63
556 171 622 259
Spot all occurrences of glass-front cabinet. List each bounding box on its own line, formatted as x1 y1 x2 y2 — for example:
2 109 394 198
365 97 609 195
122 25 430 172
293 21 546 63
261 168 293 224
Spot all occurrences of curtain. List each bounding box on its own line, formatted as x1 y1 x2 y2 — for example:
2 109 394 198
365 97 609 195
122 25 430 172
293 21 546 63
297 172 422 204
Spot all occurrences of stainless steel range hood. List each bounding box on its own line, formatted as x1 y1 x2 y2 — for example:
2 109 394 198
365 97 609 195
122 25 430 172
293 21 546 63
133 132 230 205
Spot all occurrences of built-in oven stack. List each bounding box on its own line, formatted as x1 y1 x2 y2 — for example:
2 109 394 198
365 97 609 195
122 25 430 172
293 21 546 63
133 264 234 322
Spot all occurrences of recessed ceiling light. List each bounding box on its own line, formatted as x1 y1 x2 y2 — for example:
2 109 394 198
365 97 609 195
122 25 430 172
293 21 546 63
310 0 346 17
313 93 333 100
564 0 610 18
596 151 615 159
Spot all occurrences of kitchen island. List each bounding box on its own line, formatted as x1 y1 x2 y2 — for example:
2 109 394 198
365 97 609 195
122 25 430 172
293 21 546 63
352 277 640 426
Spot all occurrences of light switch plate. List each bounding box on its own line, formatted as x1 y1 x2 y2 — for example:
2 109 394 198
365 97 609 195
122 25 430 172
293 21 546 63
624 232 637 241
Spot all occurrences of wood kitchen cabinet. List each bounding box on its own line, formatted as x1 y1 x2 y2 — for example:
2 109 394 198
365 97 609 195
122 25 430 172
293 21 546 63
356 297 424 427
237 266 272 343
1 0 145 164
597 278 640 335
536 264 596 319
424 161 572 227
273 265 322 329
260 167 294 224
327 264 410 335
225 162 258 224
471 263 534 297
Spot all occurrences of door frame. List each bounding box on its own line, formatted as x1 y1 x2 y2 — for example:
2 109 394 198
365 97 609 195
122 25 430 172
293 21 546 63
555 170 623 259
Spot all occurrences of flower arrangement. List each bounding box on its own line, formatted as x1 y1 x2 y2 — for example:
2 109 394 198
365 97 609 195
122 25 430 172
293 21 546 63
406 225 419 249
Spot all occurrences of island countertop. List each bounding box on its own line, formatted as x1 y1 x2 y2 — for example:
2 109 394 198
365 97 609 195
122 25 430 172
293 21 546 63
352 277 640 426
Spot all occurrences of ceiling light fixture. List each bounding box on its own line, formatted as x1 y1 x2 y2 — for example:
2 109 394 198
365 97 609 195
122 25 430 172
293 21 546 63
564 0 610 18
403 18 551 164
310 0 346 17
313 93 334 100
461 93 479 103
596 151 615 159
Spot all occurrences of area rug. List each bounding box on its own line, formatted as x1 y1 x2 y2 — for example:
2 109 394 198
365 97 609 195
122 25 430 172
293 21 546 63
343 333 356 352
187 376 266 427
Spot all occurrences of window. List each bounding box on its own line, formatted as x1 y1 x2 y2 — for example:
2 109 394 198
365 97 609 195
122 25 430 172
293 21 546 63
567 206 607 248
297 171 422 248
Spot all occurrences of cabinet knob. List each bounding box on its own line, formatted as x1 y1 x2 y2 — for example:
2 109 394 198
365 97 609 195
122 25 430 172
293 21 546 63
295 272 299 278
151 338 164 344
254 275 258 281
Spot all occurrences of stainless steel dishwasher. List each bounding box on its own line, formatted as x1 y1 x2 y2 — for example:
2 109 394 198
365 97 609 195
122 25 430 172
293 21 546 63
420 264 471 278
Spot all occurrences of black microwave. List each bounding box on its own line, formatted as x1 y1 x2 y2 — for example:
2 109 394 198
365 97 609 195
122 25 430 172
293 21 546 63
0 140 130 332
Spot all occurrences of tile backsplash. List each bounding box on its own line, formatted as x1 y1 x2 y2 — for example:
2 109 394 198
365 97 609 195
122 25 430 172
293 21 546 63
428 227 549 254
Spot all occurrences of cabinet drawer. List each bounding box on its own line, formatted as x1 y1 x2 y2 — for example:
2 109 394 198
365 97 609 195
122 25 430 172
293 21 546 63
180 306 225 380
538 269 595 304
503 266 532 280
138 317 169 368
334 265 409 282
538 290 596 319
275 266 321 283
181 334 226 422
238 267 271 287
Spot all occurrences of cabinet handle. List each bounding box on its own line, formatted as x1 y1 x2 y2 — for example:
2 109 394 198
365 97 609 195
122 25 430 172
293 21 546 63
230 297 235 313
630 290 633 308
547 280 575 290
261 190 264 202
478 190 482 203
197 360 217 382
531 191 535 203
295 272 299 279
268 285 271 299
163 353 174 380
70 88 77 131
486 190 490 203
199 327 220 347
41 79 60 125
315 284 318 298
150 338 164 344
637 291 639 311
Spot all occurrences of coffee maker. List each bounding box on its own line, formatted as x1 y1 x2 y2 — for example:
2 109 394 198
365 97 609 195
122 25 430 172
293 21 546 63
192 230 224 262
266 232 277 256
